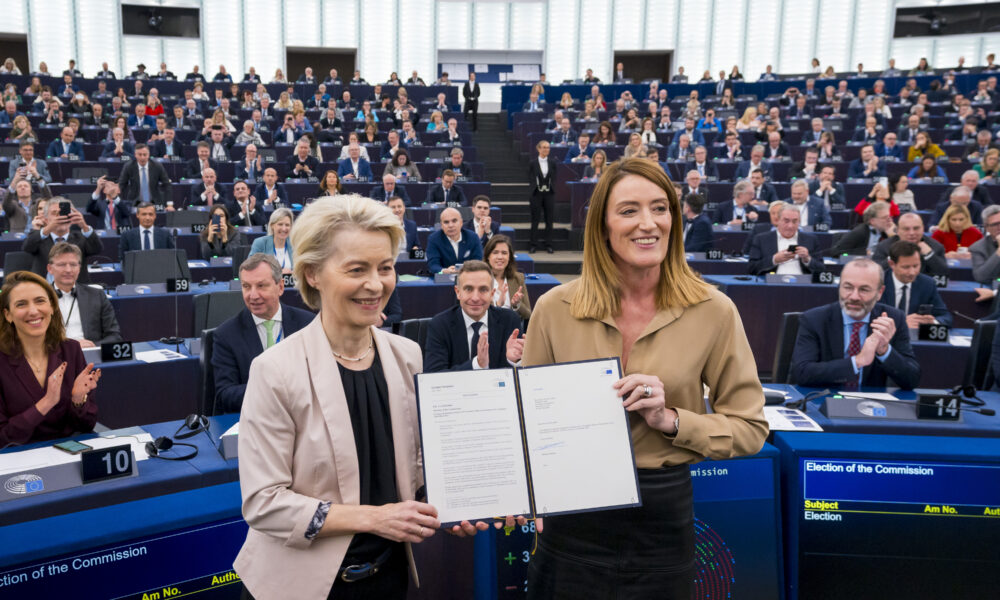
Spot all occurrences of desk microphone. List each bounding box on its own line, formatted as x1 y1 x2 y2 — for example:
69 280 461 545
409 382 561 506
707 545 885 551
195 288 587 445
836 392 995 417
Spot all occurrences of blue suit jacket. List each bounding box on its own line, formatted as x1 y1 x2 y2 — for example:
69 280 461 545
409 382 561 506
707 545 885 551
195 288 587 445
683 214 713 252
119 227 175 261
424 305 522 372
673 128 706 147
403 219 419 249
847 158 887 179
337 158 374 180
733 160 774 180
211 305 315 413
100 140 135 159
881 273 953 327
789 196 832 227
235 158 265 181
425 229 483 272
369 185 411 205
713 201 760 224
0 111 24 125
685 160 720 179
252 183 289 208
86 195 132 230
45 139 83 158
563 144 595 163
790 302 921 389
875 143 904 160
127 114 156 128
747 230 826 275
931 199 983 225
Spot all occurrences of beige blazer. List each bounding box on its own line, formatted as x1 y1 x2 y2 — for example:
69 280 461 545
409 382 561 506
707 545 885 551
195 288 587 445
234 317 424 600
503 272 532 322
523 280 768 469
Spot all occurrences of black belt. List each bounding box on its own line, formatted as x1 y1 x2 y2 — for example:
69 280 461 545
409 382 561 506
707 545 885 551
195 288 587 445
339 546 394 583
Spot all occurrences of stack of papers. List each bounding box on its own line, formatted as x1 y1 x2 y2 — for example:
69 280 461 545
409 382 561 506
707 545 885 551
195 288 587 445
763 407 823 432
135 349 187 363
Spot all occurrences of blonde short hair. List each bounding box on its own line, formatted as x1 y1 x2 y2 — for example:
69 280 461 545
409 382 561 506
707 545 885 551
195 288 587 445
292 195 403 310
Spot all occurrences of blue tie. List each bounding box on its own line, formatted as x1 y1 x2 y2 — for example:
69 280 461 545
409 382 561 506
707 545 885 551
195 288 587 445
140 166 150 203
247 160 256 184
143 229 151 250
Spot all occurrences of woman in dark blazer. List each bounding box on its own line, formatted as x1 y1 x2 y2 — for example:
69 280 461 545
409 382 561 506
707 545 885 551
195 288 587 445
0 271 101 447
484 235 531 321
527 140 559 254
199 205 247 259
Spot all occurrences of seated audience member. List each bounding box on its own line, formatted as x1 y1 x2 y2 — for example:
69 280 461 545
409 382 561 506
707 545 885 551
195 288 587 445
227 180 267 227
368 173 411 205
45 127 83 159
189 167 227 207
932 204 982 258
907 155 947 181
938 170 990 208
22 198 101 283
86 176 131 231
681 169 709 203
211 254 314 414
249 208 294 273
733 145 774 180
583 149 607 179
551 118 576 145
854 182 900 219
387 195 420 251
747 169 777 207
872 212 948 278
682 194 713 253
425 207 483 273
206 126 233 162
747 203 825 276
906 131 945 162
875 131 903 160
118 202 175 261
787 180 831 228
379 130 403 161
151 127 182 159
8 142 51 192
930 185 983 225
286 139 321 179
234 143 264 182
687 145 718 180
441 148 473 180
742 201 785 255
971 206 1000 285
847 144 887 179
801 118 826 145
425 169 467 206
829 202 896 256
46 242 122 347
100 127 135 159
0 271 101 447
386 148 422 183
465 195 501 246
714 180 759 225
483 234 531 322
564 133 595 163
335 143 372 181
2 178 36 233
199 205 247 258
424 260 524 372
790 258 921 389
718 131 745 160
316 170 342 198
184 142 218 179
809 165 846 208
881 241 952 328
253 168 289 208
762 131 790 159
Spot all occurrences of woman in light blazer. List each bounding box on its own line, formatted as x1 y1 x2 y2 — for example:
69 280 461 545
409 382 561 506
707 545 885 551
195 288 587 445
249 208 294 274
236 195 447 599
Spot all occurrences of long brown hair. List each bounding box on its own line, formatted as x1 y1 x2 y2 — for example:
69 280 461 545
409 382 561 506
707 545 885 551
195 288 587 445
0 271 65 356
200 204 236 241
483 235 518 282
571 158 710 319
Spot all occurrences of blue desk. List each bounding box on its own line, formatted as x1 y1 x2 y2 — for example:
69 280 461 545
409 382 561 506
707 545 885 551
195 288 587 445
705 274 988 381
774 432 1000 600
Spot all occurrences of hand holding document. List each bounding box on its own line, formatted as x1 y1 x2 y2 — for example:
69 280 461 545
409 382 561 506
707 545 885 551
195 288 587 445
416 358 641 526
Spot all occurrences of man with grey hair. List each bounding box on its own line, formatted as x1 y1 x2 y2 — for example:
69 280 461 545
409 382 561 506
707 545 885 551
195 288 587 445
970 205 1000 285
369 172 411 204
211 253 315 413
829 202 896 256
714 180 759 225
442 146 472 179
931 182 983 224
936 169 990 213
871 212 947 277
790 257 921 389
786 179 831 228
747 203 825 276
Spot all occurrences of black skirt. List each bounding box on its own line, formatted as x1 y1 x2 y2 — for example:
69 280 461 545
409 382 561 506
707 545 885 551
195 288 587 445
527 465 695 599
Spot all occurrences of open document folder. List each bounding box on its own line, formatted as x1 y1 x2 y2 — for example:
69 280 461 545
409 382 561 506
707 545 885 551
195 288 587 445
415 358 641 526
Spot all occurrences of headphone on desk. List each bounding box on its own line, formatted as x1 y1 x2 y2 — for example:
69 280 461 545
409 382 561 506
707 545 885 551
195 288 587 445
145 414 209 461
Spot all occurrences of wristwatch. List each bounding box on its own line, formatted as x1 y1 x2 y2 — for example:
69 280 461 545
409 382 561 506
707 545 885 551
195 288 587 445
662 413 680 439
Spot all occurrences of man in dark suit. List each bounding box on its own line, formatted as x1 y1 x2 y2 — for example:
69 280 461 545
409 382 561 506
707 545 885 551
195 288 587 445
118 202 175 261
528 141 558 253
22 199 102 283
46 242 122 347
829 202 896 256
189 167 227 208
185 66 204 81
234 144 265 183
151 127 182 159
930 185 984 225
242 67 261 83
463 72 481 131
670 67 688 83
809 165 846 208
424 261 524 372
564 133 595 163
847 144 886 179
95 62 116 79
379 130 404 161
963 129 998 161
226 180 267 227
871 213 948 277
212 254 315 413
86 176 132 231
387 196 420 250
45 127 84 159
184 143 219 180
748 169 778 208
937 171 991 211
464 195 501 247
253 168 289 209
117 144 173 209
787 180 831 228
681 169 710 203
425 170 468 206
335 144 371 181
733 146 774 180
686 146 719 180
127 103 156 128
763 131 791 159
881 241 953 328
154 63 175 79
441 148 474 180
713 180 760 225
747 203 825 275
425 207 483 273
368 173 411 205
682 194 713 252
296 67 317 84
790 258 921 389
875 131 904 160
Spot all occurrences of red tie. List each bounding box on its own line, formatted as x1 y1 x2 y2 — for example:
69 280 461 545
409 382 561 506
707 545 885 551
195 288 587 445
845 321 864 389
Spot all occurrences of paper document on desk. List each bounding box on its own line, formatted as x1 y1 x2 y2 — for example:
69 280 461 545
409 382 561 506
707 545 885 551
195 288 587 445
135 349 187 363
763 406 823 432
0 432 154 476
949 335 972 347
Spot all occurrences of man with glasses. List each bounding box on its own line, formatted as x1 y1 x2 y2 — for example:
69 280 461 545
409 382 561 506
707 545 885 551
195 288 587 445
46 242 122 348
790 258 921 389
970 205 1000 285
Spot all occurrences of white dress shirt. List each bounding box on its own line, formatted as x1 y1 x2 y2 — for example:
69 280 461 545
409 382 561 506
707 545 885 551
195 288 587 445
251 305 283 350
139 226 155 250
462 310 489 370
538 156 549 177
58 288 85 341
776 233 804 274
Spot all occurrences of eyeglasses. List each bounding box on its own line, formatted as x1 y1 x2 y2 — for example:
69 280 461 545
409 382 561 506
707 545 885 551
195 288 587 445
51 262 80 269
985 221 1000 230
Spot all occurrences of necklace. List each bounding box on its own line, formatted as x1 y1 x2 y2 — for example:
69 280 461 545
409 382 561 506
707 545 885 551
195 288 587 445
25 355 46 374
331 333 374 362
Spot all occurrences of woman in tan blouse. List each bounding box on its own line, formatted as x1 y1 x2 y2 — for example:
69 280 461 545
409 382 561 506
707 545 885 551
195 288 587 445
522 158 767 599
